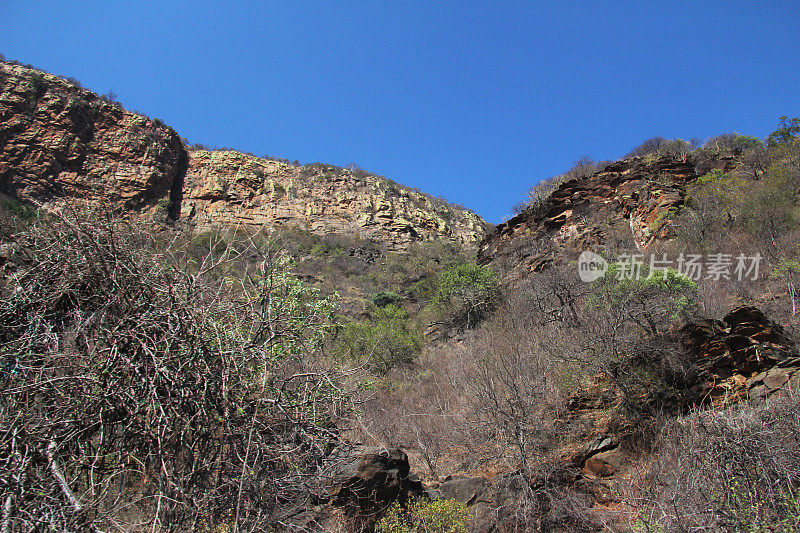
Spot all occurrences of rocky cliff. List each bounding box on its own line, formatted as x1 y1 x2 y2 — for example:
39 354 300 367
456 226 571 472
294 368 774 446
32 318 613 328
182 150 489 249
479 154 735 277
0 61 187 218
0 60 489 250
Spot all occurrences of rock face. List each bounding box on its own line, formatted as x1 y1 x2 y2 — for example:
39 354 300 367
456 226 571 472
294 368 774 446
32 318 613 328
436 476 492 505
0 61 187 218
680 306 800 405
182 151 489 250
0 61 489 250
479 155 734 277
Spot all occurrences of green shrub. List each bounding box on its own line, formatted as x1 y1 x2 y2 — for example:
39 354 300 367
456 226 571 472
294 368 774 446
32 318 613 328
332 304 421 373
376 498 469 533
731 135 764 153
189 229 229 257
27 72 47 94
371 291 403 308
433 263 499 328
310 241 345 257
1 199 37 221
587 265 697 325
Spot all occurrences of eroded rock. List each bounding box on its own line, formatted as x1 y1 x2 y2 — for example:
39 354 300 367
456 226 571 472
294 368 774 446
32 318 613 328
182 151 490 250
680 306 800 405
478 154 735 279
436 476 492 505
0 61 490 252
0 62 187 219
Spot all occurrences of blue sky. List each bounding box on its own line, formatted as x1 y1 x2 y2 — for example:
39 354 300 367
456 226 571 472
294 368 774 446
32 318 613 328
2 1 799 223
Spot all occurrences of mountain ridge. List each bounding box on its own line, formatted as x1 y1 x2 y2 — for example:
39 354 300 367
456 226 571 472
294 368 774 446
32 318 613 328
479 151 739 278
0 59 490 250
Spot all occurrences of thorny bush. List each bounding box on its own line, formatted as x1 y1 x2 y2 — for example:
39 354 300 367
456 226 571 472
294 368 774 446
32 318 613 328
0 211 354 532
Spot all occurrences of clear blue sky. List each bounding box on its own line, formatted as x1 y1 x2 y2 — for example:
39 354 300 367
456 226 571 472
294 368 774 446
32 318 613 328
2 1 799 223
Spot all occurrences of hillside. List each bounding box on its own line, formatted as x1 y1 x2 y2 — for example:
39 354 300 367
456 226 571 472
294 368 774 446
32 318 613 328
0 60 489 250
479 151 738 278
3 56 800 532
358 128 800 531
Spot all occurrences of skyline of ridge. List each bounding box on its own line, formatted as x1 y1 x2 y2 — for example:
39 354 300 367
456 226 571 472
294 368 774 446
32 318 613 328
2 1 799 223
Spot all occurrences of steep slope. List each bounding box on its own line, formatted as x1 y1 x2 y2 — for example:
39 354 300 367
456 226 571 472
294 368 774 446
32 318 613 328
0 61 187 218
182 150 489 250
0 60 489 250
479 153 736 278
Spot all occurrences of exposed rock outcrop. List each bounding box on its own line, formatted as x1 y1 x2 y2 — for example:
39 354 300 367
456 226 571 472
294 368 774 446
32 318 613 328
0 61 489 251
680 305 800 405
324 444 426 511
435 476 492 505
182 150 490 250
479 154 735 278
0 61 187 218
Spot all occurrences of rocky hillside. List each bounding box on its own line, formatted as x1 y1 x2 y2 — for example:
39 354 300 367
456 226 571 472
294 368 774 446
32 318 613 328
479 153 736 277
182 150 488 250
0 60 489 250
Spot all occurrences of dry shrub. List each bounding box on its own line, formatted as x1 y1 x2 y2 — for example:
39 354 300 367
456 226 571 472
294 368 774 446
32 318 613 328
354 285 568 480
0 211 353 532
630 390 800 531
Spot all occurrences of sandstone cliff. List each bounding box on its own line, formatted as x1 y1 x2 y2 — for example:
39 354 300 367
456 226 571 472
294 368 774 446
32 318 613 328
0 61 187 218
182 150 489 249
0 60 489 250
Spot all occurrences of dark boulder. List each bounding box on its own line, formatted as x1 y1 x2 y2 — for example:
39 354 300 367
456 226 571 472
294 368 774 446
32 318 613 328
679 306 799 405
324 444 425 511
436 476 491 505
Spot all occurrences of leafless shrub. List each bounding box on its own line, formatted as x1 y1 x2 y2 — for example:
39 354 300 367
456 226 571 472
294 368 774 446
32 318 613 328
740 143 770 179
629 390 800 531
513 157 602 216
627 137 669 158
0 211 354 531
355 283 569 479
458 317 565 473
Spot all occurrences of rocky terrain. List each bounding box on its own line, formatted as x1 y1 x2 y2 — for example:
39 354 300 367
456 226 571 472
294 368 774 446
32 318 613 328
0 60 489 250
478 153 736 277
182 150 488 250
681 305 800 406
0 62 186 218
2 57 799 531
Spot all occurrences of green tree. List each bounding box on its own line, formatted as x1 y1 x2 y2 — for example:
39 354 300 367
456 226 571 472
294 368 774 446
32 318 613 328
434 263 500 328
767 116 800 173
332 304 422 373
582 265 697 410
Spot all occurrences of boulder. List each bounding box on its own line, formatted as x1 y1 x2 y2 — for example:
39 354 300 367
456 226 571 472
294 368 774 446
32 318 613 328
747 359 800 403
436 476 491 505
680 306 799 406
584 457 614 478
324 444 425 511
